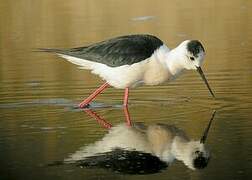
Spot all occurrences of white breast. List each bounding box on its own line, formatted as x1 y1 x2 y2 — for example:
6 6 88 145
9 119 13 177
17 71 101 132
91 59 149 89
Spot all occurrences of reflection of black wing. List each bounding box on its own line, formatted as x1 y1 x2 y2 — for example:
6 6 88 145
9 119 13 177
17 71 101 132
40 34 163 67
77 148 168 175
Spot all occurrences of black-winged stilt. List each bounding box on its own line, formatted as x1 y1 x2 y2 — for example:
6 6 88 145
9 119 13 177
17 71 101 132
39 34 215 108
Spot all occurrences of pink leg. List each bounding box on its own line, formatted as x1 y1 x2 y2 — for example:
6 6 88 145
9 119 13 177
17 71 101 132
123 88 131 126
123 87 129 107
123 105 132 127
83 109 112 129
79 82 110 108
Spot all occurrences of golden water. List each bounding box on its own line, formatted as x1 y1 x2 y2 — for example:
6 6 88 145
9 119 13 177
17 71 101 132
0 0 252 179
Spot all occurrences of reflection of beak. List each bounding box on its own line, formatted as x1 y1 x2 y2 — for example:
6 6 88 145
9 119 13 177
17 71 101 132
200 110 216 144
196 66 215 98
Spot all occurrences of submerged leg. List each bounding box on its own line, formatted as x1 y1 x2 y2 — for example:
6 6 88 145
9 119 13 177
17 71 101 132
123 87 129 107
79 82 110 108
123 88 131 126
83 109 112 129
123 105 132 127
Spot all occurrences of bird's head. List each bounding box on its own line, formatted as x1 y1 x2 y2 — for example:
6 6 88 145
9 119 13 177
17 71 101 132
181 141 210 170
178 40 205 70
175 111 216 170
174 40 215 98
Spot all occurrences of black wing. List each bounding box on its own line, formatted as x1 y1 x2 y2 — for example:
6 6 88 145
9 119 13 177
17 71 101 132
77 148 168 175
41 34 163 67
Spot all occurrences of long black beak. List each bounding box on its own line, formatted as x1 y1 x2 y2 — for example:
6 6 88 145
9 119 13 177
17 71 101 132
196 66 215 98
200 110 216 144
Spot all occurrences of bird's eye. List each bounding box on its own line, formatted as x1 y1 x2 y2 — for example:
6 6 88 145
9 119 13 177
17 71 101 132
190 57 195 61
195 150 200 154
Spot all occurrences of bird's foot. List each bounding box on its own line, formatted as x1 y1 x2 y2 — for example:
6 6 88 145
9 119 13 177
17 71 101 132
79 103 90 109
123 102 129 108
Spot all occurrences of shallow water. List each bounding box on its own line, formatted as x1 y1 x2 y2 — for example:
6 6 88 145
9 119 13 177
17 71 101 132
0 0 252 179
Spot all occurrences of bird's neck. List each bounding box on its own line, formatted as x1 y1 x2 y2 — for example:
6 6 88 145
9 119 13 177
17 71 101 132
165 47 186 76
157 132 190 164
171 136 190 159
171 137 197 169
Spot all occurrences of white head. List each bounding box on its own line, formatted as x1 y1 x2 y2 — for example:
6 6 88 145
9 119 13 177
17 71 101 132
179 140 210 170
170 40 215 98
175 40 205 70
171 110 216 170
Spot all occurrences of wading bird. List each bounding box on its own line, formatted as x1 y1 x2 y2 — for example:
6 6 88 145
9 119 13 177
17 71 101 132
39 34 215 108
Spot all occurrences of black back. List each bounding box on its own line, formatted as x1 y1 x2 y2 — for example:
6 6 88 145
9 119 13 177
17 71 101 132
55 34 163 67
77 148 168 174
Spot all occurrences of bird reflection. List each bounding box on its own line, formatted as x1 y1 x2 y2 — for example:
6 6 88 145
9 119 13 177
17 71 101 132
64 111 216 174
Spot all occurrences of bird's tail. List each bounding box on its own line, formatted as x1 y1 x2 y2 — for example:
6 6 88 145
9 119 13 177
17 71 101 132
34 48 64 53
35 48 97 70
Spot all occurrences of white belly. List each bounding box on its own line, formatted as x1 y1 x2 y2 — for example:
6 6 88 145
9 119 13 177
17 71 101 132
91 57 175 89
92 60 148 89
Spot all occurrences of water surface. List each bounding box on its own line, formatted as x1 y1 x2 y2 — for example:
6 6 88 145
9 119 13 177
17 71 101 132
0 0 252 179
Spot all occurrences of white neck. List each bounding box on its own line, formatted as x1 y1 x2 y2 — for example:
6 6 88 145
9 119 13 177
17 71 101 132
165 46 186 76
171 137 198 169
171 136 190 159
157 133 190 165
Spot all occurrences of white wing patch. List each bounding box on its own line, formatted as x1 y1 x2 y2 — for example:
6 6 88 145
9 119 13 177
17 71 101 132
57 53 149 89
57 54 100 70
